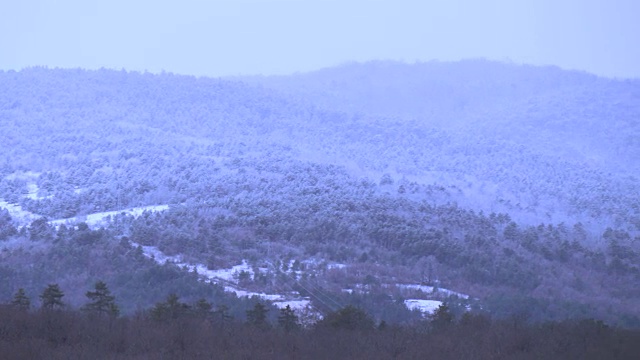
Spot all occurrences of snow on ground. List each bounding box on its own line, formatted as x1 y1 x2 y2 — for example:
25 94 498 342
24 183 54 200
25 184 39 200
229 288 285 301
0 200 41 227
49 205 170 229
346 283 468 300
272 299 312 311
327 263 347 269
396 284 469 299
342 283 468 314
4 171 40 181
201 261 254 283
132 242 312 311
404 299 443 315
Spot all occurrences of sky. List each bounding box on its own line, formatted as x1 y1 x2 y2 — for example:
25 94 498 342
1 0 639 78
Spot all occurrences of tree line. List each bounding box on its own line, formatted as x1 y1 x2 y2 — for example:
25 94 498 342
1 284 639 359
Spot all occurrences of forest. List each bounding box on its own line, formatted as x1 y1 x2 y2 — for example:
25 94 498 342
1 60 639 339
1 282 639 360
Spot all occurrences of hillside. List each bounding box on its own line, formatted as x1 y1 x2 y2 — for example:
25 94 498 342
0 62 639 326
243 59 640 175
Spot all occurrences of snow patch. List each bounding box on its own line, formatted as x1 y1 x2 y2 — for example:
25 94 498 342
132 242 312 310
272 299 312 311
396 284 469 299
4 171 41 181
24 183 53 200
404 299 443 314
49 205 170 228
0 200 40 227
203 261 253 283
228 288 285 301
327 263 347 269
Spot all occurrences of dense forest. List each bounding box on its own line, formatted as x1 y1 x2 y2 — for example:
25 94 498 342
1 61 639 334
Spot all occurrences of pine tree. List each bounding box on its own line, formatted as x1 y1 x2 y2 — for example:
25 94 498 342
246 302 269 328
194 298 213 317
431 303 454 330
213 304 233 325
277 305 300 332
40 284 65 310
83 280 119 317
321 305 375 331
11 288 31 311
151 293 190 321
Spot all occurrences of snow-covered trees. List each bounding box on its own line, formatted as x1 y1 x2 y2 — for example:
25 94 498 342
1 63 639 327
0 209 16 240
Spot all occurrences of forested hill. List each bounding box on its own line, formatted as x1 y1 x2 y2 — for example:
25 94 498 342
242 60 640 175
0 63 639 326
238 60 640 232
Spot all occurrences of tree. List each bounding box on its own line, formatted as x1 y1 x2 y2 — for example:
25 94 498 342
151 293 190 321
320 305 375 331
82 280 119 317
246 302 269 328
431 304 454 330
193 298 213 318
10 288 30 311
213 304 233 325
277 305 300 332
379 173 394 186
0 209 17 240
40 284 65 310
29 217 54 241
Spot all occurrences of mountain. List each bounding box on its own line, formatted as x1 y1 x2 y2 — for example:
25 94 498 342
0 62 639 326
242 59 640 175
240 59 640 231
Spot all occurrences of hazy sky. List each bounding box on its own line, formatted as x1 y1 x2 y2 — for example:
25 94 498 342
1 0 639 78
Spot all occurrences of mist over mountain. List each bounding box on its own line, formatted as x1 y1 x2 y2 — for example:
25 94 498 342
1 60 639 327
245 59 640 173
241 60 640 229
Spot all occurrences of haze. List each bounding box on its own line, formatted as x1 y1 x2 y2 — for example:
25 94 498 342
1 0 639 78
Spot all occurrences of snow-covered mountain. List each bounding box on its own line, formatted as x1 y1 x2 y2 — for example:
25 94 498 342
1 61 639 326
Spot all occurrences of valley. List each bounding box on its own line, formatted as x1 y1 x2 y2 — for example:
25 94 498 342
0 61 639 327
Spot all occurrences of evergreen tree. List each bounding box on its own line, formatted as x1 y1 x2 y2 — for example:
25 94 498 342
29 217 54 241
40 284 65 310
431 303 454 330
82 280 119 317
193 298 213 318
0 209 17 240
246 302 269 328
320 305 375 331
10 288 30 311
213 304 233 325
277 305 300 332
151 293 190 321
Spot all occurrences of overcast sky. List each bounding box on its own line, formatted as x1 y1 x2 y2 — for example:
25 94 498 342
1 0 639 78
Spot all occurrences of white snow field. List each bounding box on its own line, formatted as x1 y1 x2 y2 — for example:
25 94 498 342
404 299 443 315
